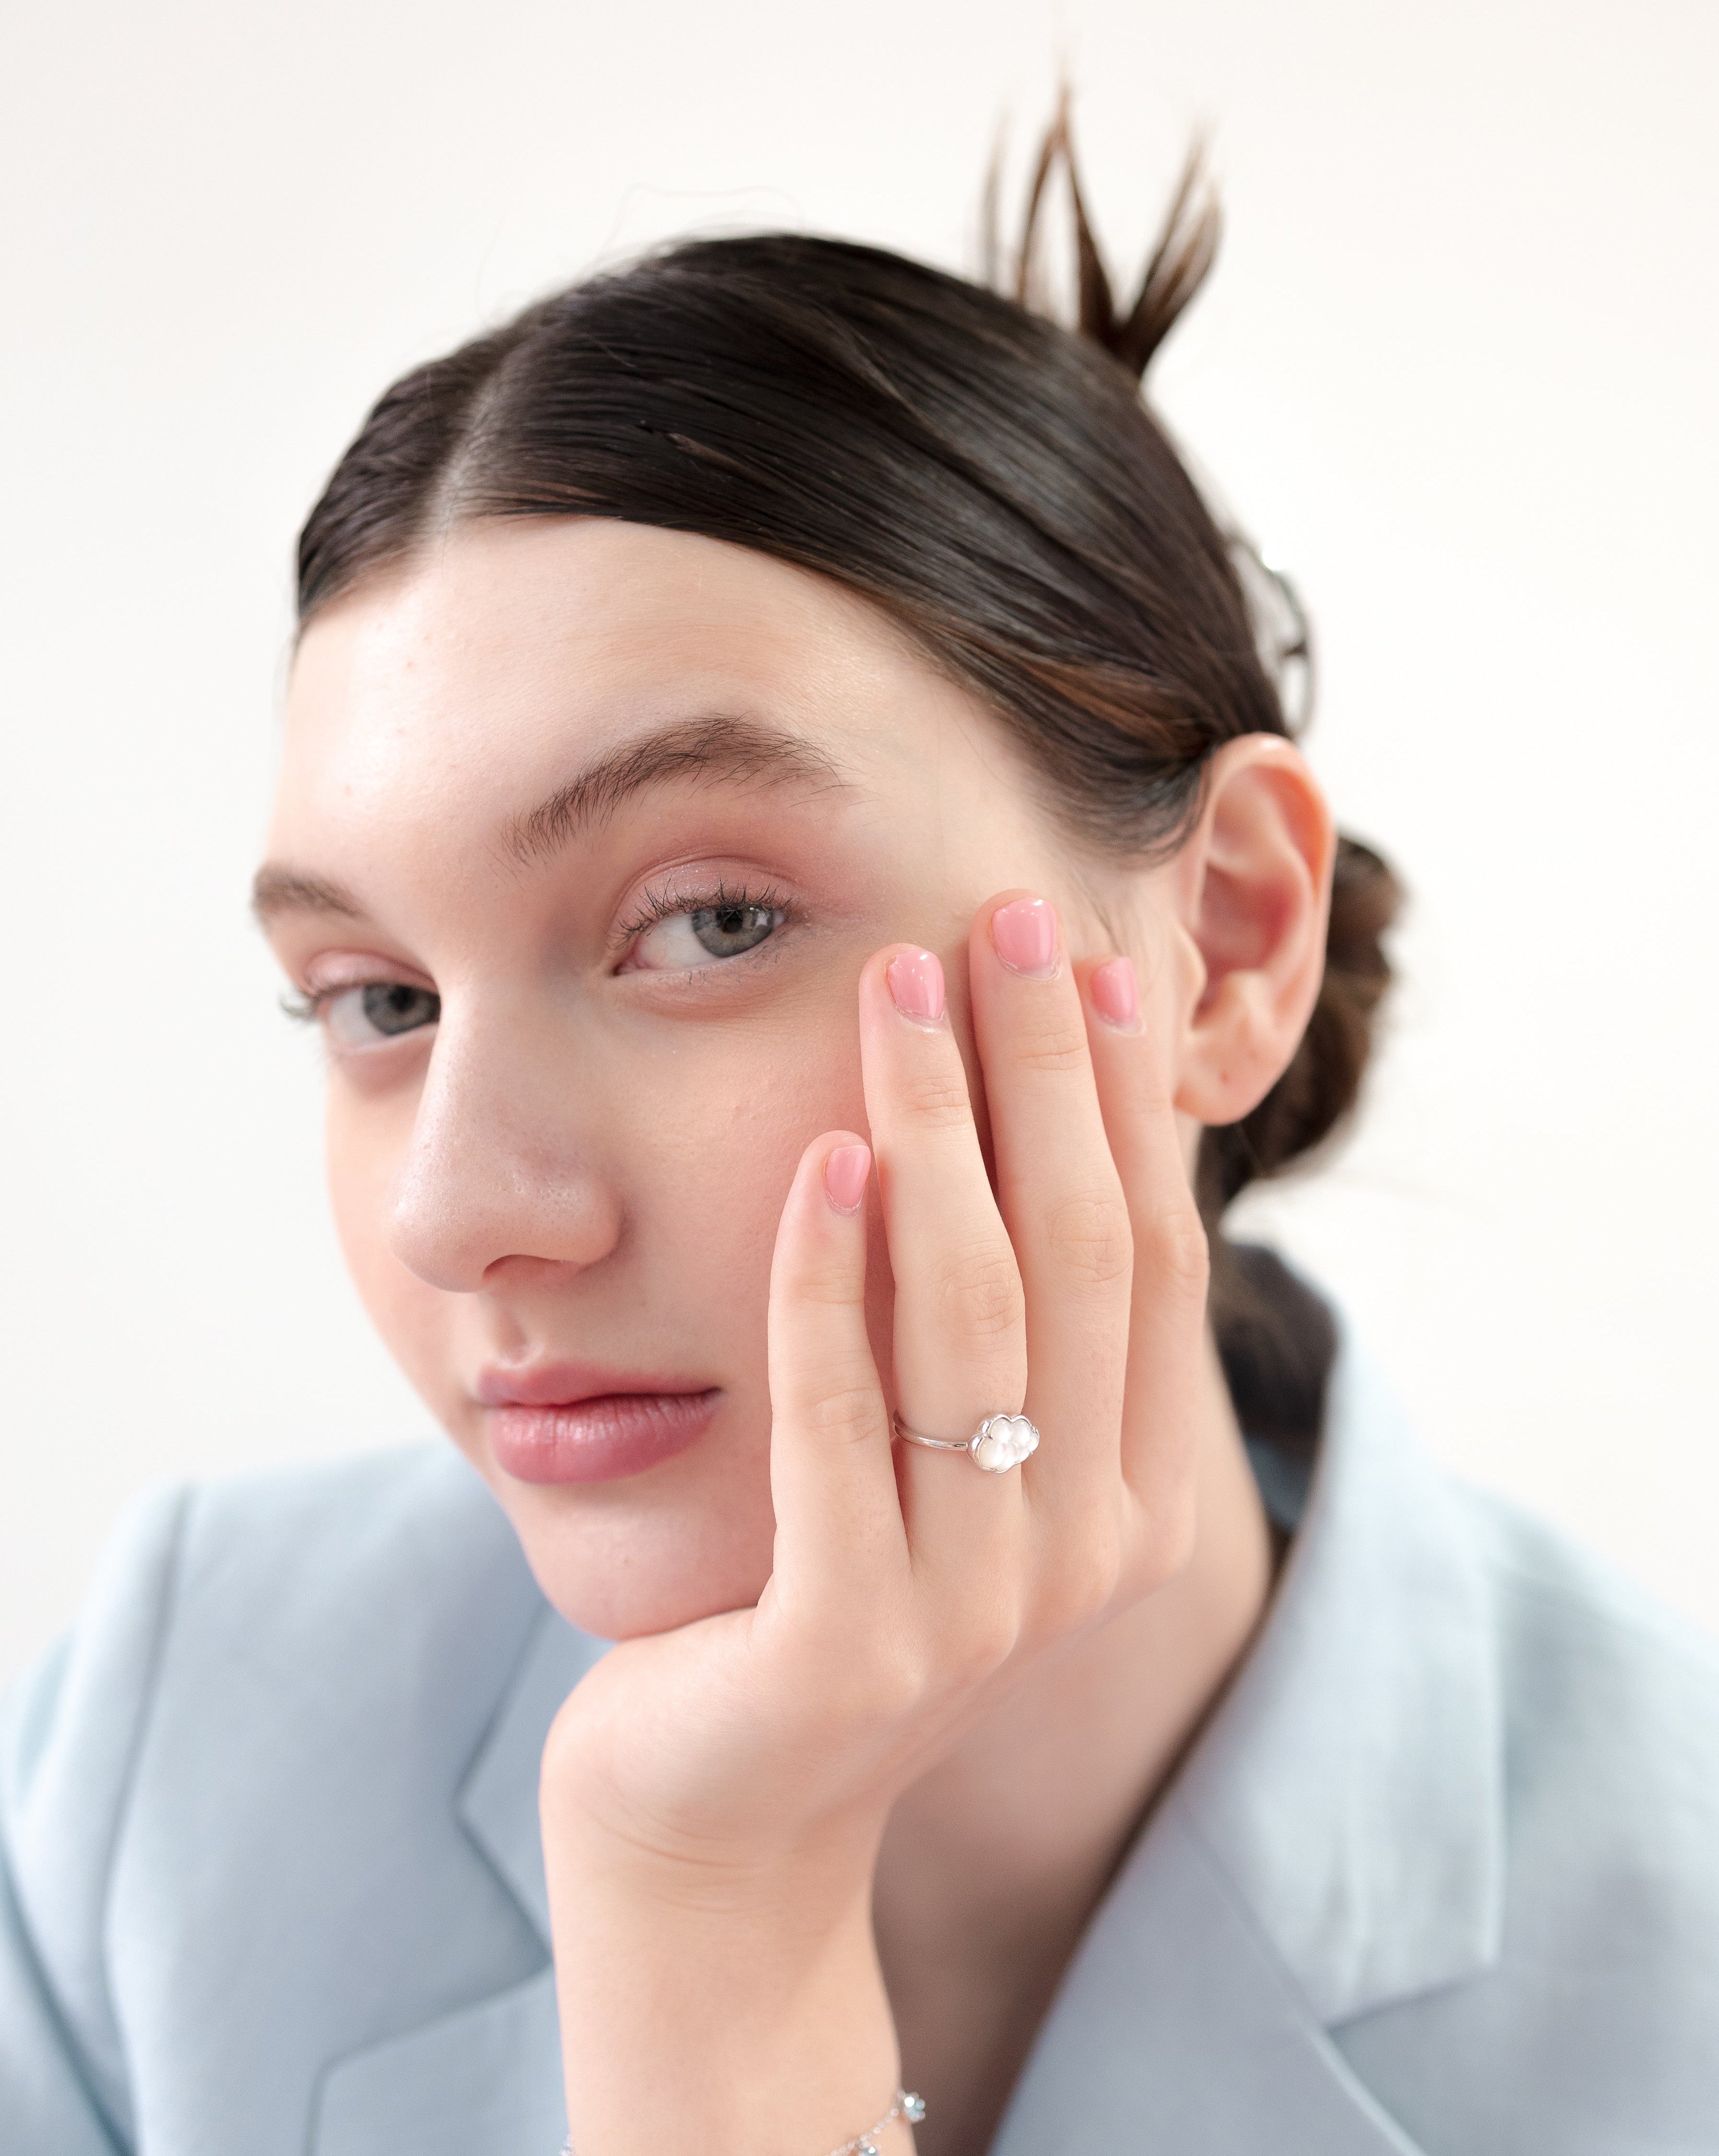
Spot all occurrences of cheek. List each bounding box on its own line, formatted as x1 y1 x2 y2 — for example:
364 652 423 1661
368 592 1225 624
323 1084 449 1390
324 1087 394 1298
615 1007 870 1303
309 998 877 1637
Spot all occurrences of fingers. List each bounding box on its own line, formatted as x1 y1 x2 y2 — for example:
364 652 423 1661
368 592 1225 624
858 945 1027 1584
810 903 1204 1661
766 1134 906 1612
966 895 1134 1533
1077 950 1210 1546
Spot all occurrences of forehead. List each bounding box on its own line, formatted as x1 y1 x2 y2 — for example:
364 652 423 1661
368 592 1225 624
277 518 974 830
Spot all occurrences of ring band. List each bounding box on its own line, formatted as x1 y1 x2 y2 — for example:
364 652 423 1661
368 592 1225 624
891 1410 1041 1474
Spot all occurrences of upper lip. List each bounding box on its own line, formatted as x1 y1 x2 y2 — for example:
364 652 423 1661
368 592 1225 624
475 1360 716 1409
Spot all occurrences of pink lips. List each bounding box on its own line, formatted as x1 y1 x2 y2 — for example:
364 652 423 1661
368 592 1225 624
477 1362 720 1485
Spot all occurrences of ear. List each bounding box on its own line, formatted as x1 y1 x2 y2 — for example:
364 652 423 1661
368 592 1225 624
1167 736 1335 1126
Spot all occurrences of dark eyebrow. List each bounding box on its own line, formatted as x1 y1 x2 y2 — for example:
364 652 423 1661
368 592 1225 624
251 716 848 922
505 713 849 868
250 867 368 924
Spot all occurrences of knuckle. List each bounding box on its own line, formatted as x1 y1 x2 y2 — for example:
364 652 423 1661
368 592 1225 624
896 1063 975 1132
936 1240 1026 1341
785 1256 866 1310
1045 1189 1134 1291
799 1380 885 1448
934 1602 1020 1692
1138 1200 1210 1301
819 1640 922 1727
1034 1539 1124 1636
1137 1484 1199 1587
1011 1013 1091 1078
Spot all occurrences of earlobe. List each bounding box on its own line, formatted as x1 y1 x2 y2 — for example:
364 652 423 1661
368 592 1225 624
1172 737 1335 1127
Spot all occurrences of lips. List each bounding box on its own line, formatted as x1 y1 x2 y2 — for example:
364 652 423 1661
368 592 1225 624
477 1362 720 1485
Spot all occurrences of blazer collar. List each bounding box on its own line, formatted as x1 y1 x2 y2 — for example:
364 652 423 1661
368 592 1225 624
990 1334 1504 2156
989 1799 1428 2156
1177 1333 1504 2024
312 1608 602 2155
457 1606 609 1950
330 1334 1501 2156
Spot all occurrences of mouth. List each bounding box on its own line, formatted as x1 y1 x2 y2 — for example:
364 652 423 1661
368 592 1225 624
476 1362 721 1485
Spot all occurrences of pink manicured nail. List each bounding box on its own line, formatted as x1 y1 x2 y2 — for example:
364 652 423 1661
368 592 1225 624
887 949 945 1023
825 1143 871 1213
991 896 1058 977
1091 955 1139 1030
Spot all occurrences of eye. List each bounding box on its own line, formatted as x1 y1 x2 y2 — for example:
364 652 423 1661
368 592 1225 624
628 900 787 972
322 981 441 1048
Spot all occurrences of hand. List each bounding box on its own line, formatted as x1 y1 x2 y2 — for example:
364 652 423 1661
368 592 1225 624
542 892 1209 2154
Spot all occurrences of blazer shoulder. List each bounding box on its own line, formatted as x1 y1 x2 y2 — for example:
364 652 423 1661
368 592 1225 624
6 1446 531 1760
163 1442 535 1665
1460 1480 1719 1810
1455 1484 1719 1941
1 1452 540 2030
2 1479 186 1823
1335 1484 1719 2148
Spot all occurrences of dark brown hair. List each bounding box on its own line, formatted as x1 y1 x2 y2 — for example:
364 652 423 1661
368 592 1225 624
297 116 1399 1439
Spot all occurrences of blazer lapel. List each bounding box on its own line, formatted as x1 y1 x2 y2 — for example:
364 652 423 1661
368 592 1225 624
456 1608 610 1948
989 1800 1425 2156
310 1337 1494 2156
1179 1338 1504 2024
993 1337 1501 2156
312 1607 608 2155
312 1968 565 2156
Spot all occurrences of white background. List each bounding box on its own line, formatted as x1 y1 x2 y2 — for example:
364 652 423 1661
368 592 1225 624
2 0 1715 1682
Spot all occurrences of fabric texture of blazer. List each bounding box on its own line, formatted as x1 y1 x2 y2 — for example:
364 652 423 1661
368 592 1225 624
4 1334 1718 2155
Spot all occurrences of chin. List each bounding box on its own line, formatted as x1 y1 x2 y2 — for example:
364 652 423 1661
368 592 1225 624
499 1485 777 1642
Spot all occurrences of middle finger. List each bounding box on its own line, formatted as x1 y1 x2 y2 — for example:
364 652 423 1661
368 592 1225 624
966 893 1134 1530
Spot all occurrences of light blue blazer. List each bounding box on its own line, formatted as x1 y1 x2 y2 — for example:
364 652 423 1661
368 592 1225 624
4 1340 1718 2155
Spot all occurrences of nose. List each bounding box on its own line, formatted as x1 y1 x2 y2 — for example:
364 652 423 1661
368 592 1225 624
384 1007 623 1294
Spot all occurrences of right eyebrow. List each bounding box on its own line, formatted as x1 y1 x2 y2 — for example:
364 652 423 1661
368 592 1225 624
503 712 850 869
250 868 368 925
251 713 852 927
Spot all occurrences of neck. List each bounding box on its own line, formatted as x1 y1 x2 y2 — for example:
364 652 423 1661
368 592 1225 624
872 1333 1274 2155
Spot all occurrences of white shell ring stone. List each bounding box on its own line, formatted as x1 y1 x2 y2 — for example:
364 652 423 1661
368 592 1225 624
891 1411 1041 1474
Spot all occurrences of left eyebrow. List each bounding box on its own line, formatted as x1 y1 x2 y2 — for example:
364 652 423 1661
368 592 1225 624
505 713 851 868
250 867 368 925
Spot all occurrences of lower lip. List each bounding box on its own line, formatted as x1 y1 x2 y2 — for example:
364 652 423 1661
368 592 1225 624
487 1391 720 1484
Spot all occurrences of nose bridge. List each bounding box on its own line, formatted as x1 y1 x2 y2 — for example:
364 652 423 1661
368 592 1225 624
386 1000 620 1293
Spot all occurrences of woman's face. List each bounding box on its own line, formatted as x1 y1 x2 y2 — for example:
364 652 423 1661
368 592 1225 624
264 518 1167 1639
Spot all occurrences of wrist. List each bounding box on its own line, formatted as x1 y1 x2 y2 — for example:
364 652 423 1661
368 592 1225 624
550 1856 899 2156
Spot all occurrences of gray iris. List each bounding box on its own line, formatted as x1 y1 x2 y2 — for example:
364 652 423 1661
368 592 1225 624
690 904 779 958
361 983 441 1035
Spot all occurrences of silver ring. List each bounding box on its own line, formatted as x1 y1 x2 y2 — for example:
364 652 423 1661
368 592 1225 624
891 1410 1040 1474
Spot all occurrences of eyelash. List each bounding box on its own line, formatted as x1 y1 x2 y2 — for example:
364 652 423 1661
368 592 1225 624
612 877 794 959
278 877 795 1023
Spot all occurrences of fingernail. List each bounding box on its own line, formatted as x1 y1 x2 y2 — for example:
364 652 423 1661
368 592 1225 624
991 896 1058 978
825 1143 871 1213
1091 955 1139 1030
887 948 945 1023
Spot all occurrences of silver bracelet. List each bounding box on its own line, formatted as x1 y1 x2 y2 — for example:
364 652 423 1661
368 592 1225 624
559 2087 925 2156
830 2087 927 2156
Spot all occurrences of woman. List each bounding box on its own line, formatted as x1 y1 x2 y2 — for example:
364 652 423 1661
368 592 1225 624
4 126 1717 2156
